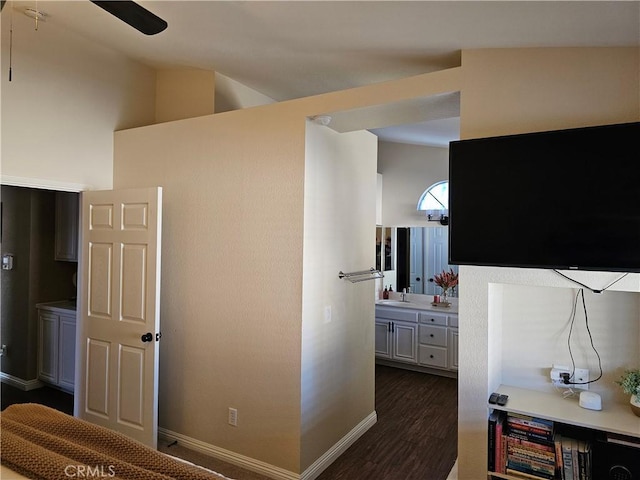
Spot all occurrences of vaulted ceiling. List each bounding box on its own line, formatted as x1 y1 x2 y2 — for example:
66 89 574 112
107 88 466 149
6 1 639 145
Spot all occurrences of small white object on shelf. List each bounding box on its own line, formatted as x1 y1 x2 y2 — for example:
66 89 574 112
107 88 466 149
579 391 602 411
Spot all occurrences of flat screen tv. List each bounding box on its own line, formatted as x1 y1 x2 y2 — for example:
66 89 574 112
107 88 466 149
448 121 640 273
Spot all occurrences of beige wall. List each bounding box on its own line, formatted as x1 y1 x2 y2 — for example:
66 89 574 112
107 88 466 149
113 105 307 472
0 8 156 191
302 122 378 470
112 70 460 476
457 47 640 480
156 69 215 123
377 141 449 227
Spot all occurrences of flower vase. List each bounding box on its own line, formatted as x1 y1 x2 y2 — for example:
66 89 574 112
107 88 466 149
441 290 448 305
631 394 640 417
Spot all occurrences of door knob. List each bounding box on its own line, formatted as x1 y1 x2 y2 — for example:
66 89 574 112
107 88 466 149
141 332 153 342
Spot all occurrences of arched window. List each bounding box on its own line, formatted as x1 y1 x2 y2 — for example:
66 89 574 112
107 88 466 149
417 181 448 221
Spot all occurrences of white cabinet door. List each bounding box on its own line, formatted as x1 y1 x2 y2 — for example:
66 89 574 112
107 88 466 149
448 328 459 371
58 314 77 391
375 321 392 358
55 192 79 261
38 312 59 384
392 322 418 364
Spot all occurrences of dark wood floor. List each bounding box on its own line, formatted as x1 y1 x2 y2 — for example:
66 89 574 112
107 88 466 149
315 364 458 480
1 382 73 414
2 365 458 480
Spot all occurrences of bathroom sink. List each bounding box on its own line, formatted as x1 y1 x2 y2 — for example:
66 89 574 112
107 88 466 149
376 300 432 310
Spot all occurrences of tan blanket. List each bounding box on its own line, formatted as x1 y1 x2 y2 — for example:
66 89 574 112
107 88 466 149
0 403 231 480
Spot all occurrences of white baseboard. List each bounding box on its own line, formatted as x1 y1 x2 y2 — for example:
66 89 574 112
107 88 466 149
300 411 377 480
159 410 377 480
158 428 299 480
0 372 44 391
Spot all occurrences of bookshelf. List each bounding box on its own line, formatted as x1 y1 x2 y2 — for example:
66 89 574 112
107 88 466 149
487 385 640 480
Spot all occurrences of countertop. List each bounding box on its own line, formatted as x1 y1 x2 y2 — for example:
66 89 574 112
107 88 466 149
36 300 77 313
376 295 458 314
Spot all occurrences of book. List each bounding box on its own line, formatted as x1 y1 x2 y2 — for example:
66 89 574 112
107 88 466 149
606 432 640 449
507 455 556 475
488 410 499 472
507 413 554 431
561 435 575 480
577 440 591 480
553 432 564 479
495 411 505 473
571 438 579 480
505 467 554 479
508 436 555 453
508 428 555 444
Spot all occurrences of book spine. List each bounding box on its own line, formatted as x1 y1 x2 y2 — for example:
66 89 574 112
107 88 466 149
553 433 563 479
508 436 556 453
495 413 504 473
505 465 554 479
507 415 554 431
508 429 554 444
488 413 497 472
562 443 574 480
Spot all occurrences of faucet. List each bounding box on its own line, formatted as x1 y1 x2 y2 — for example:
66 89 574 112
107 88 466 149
401 287 410 302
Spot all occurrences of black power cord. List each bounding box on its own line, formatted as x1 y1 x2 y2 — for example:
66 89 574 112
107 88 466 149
553 269 629 294
563 289 603 386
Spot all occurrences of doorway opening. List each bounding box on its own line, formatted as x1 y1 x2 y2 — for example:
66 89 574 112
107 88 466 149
0 185 78 414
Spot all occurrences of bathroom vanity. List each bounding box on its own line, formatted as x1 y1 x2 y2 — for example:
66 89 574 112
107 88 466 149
375 298 458 377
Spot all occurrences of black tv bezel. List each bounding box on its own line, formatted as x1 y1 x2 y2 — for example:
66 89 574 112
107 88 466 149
448 121 640 274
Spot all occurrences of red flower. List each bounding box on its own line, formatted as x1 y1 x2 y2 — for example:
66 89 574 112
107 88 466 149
433 268 459 290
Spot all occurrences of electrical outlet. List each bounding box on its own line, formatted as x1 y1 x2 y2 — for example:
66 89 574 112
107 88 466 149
550 365 571 387
572 368 589 390
550 365 589 390
0 345 6 357
228 407 238 426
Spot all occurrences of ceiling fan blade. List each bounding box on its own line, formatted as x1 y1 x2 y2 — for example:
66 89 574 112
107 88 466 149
90 1 167 35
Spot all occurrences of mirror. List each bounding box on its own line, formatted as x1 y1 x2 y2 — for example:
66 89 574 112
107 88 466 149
395 226 458 296
376 227 394 272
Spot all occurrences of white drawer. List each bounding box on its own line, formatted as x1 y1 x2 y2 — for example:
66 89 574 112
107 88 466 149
449 315 458 328
375 307 418 323
419 325 447 347
419 311 448 326
419 345 448 368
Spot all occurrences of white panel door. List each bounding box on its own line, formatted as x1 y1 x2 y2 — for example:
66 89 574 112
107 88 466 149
426 227 449 296
77 187 162 448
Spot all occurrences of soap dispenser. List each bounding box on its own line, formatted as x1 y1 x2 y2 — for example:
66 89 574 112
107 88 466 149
383 286 389 299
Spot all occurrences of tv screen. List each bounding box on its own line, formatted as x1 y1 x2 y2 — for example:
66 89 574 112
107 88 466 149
448 121 640 273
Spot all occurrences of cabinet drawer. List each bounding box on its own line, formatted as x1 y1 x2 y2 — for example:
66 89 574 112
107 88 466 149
419 345 448 368
419 312 447 326
419 325 447 347
449 315 458 328
375 307 418 323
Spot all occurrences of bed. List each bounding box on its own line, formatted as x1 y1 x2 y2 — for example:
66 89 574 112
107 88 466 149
0 403 233 480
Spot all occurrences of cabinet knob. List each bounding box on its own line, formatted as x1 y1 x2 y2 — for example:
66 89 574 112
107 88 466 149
141 332 153 343
430 334 434 337
430 354 434 358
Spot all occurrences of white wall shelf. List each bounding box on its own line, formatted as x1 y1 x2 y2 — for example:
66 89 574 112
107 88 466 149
491 384 640 439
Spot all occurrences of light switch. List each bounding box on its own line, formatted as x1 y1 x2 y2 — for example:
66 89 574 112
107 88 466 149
2 254 14 270
324 306 332 324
